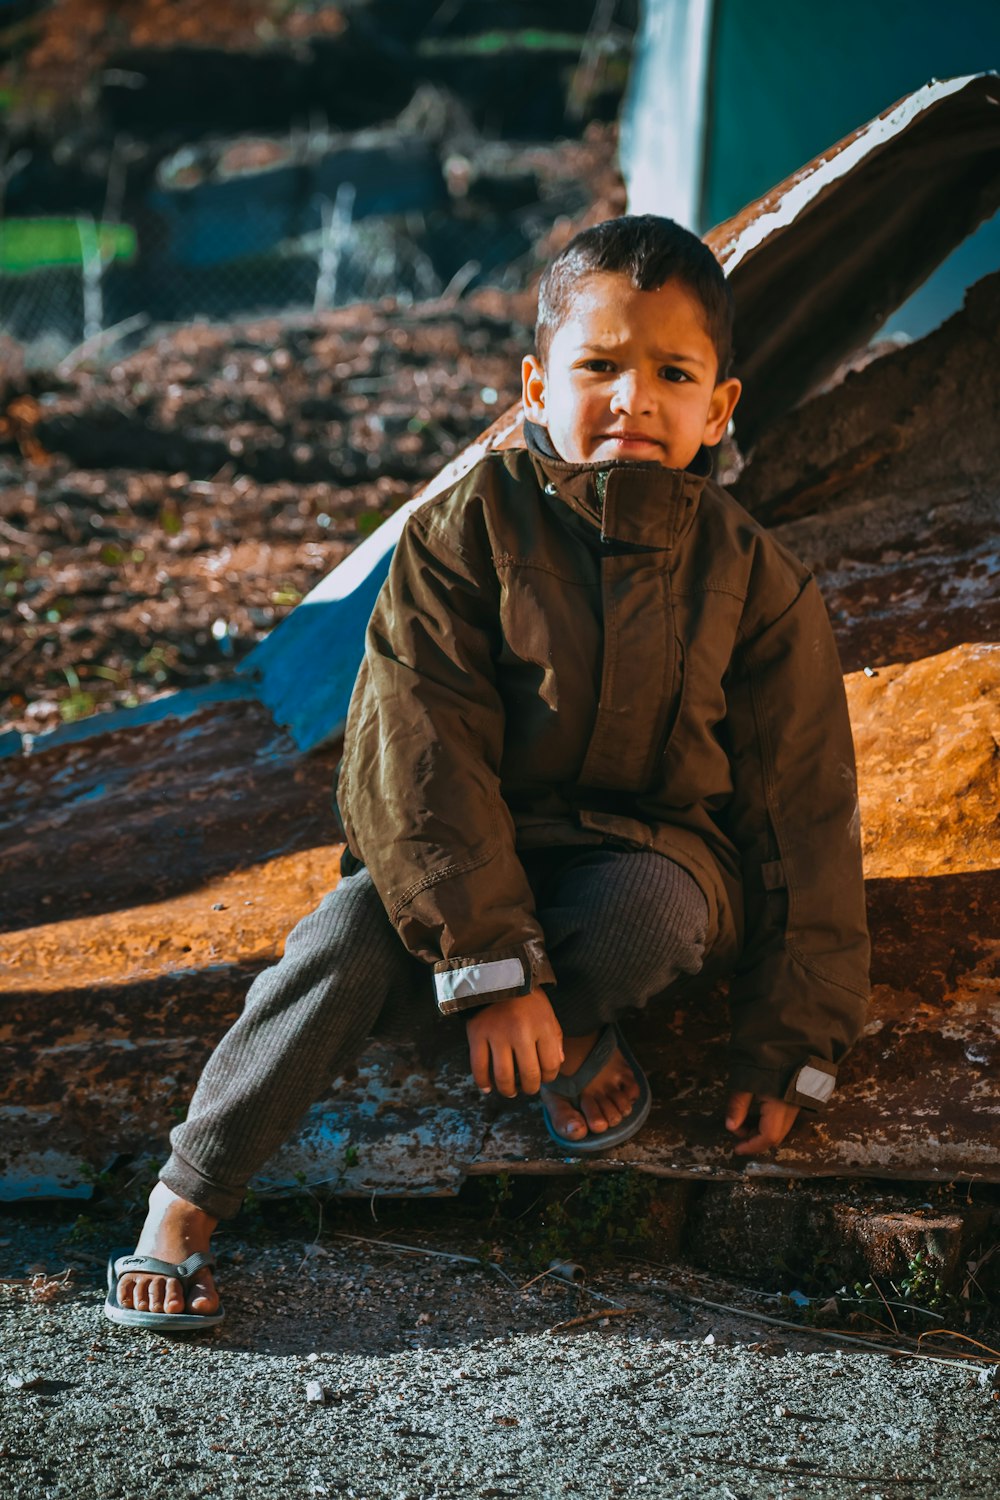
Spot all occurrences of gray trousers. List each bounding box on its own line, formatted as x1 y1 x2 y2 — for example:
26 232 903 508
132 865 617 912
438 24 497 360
161 847 709 1218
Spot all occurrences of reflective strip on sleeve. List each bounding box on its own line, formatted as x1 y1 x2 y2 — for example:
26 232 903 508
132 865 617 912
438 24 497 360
434 957 526 1004
794 1065 836 1104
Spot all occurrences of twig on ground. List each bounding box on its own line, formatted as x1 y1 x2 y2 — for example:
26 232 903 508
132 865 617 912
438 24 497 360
549 1308 634 1332
918 1328 1000 1360
644 1281 996 1371
0 516 35 544
868 1274 901 1336
520 1266 627 1309
295 1195 326 1272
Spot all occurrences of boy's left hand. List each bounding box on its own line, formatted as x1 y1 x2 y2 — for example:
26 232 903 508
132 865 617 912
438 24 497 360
725 1092 799 1155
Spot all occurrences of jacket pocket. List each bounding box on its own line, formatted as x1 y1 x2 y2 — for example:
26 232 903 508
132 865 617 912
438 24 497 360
657 637 687 765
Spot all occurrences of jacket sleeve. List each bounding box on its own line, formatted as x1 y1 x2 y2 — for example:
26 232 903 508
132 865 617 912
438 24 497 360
721 572 871 1108
336 495 555 1016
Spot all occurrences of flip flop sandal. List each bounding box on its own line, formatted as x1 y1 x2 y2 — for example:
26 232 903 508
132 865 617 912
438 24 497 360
541 1022 652 1155
104 1247 225 1331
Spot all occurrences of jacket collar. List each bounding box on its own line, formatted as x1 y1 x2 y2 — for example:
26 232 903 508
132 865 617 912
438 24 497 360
523 418 710 549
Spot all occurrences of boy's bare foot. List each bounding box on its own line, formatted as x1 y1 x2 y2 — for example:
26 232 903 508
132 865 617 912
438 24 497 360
540 1029 641 1142
115 1180 220 1317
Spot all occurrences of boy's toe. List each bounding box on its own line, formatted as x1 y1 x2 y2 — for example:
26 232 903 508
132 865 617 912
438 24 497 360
165 1279 187 1313
581 1096 611 1132
187 1276 217 1315
542 1090 589 1140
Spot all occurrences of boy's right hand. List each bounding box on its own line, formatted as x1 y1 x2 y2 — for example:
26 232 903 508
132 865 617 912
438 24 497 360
466 988 564 1098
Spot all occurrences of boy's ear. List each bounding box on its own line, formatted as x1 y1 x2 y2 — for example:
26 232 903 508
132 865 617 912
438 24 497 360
521 354 548 425
702 377 742 447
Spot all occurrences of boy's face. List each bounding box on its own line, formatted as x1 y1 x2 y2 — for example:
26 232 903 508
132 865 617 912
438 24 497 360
521 272 741 470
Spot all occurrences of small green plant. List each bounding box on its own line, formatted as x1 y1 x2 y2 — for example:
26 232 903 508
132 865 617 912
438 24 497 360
65 1212 103 1245
158 502 183 536
533 1171 660 1266
59 689 97 722
136 643 173 681
271 585 303 606
839 1242 1000 1337
471 1170 661 1272
57 664 97 721
355 510 385 539
899 1249 949 1311
77 1161 114 1189
482 1171 514 1228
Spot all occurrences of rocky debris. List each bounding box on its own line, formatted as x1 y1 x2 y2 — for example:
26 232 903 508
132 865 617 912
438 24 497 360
771 483 997 676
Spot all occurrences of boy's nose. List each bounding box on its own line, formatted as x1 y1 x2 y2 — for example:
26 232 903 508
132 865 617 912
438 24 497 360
610 371 654 415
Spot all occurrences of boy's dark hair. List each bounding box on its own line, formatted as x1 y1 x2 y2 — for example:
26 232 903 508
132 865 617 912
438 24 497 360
535 214 734 378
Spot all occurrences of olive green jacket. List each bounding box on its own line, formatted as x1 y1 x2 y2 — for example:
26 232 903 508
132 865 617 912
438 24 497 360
337 439 870 1107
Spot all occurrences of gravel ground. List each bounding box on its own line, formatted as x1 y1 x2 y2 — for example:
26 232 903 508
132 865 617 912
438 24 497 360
3 1207 999 1499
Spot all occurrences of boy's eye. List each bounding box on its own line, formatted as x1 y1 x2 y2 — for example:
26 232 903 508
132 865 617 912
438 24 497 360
581 358 616 373
660 365 691 383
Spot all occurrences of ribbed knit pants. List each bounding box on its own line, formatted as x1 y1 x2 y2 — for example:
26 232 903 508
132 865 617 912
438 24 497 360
161 847 709 1218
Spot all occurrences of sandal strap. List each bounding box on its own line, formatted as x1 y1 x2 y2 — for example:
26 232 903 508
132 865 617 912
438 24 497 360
543 1023 620 1103
113 1250 216 1283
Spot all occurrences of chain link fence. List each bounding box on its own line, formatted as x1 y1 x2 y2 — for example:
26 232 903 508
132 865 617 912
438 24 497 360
1 16 627 370
1 157 557 369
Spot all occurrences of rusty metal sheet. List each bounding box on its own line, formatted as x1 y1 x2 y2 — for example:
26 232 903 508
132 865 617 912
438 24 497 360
3 822 997 1198
0 697 341 931
708 73 1000 448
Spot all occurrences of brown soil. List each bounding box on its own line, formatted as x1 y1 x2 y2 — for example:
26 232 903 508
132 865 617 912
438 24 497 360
0 295 531 738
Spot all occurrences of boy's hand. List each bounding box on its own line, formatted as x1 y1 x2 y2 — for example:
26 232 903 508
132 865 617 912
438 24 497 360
466 988 564 1098
725 1092 800 1155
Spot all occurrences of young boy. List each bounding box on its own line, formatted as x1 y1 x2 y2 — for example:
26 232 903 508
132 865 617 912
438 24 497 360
106 215 870 1330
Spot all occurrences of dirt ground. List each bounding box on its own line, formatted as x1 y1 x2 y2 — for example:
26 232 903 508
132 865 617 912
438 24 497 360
0 294 534 738
3 1190 1000 1500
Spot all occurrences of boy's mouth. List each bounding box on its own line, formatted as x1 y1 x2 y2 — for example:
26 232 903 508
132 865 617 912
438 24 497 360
596 431 664 449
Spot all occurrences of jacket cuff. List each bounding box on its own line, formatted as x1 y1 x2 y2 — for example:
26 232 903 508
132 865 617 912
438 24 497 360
782 1056 837 1110
434 939 555 1015
727 1055 838 1111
